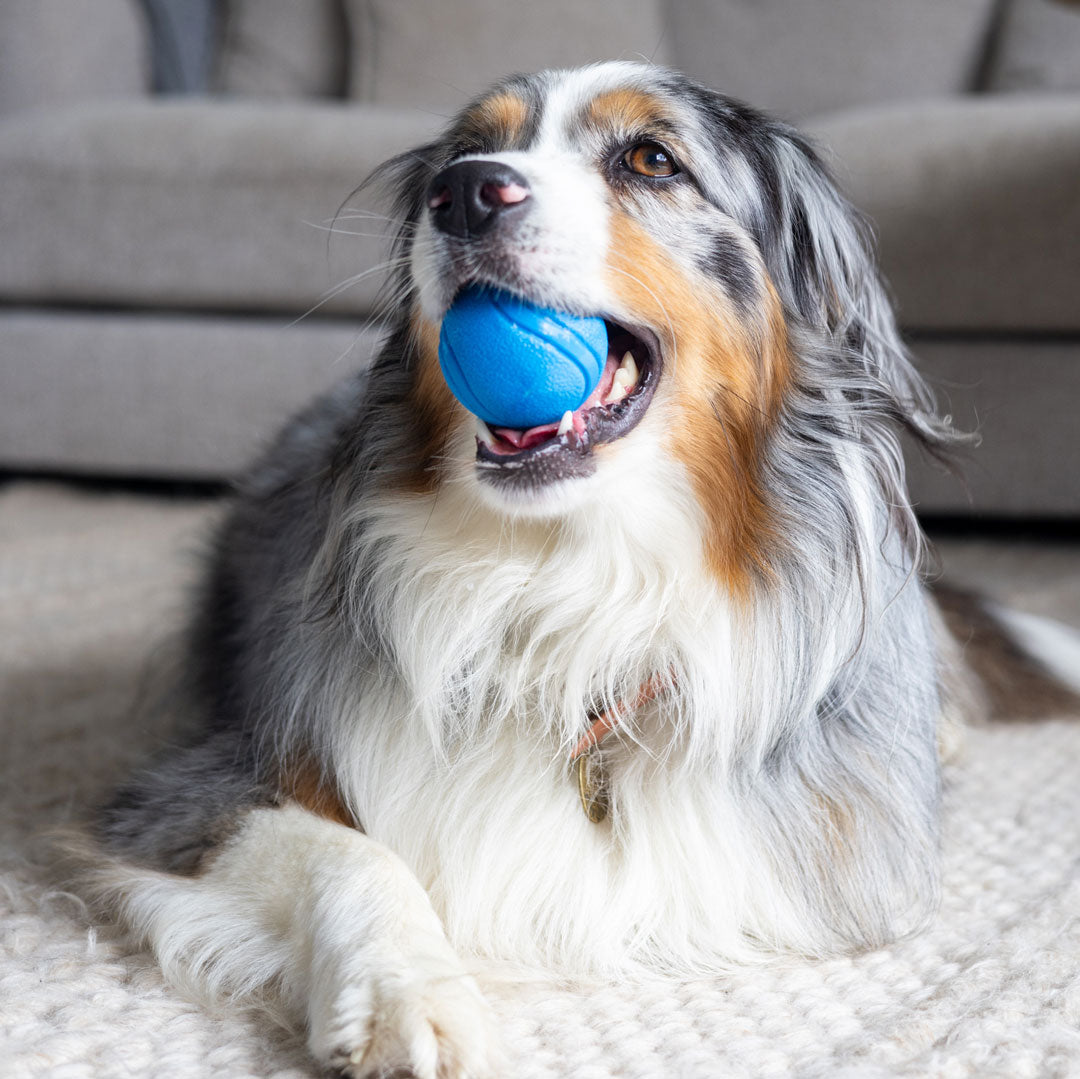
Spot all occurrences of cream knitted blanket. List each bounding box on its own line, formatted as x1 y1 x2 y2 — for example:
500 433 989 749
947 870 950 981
3 482 1080 1079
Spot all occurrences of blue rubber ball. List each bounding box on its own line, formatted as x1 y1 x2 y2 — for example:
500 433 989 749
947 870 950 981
438 287 608 430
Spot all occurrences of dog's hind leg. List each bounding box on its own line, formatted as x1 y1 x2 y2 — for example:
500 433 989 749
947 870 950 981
934 585 1080 726
90 801 497 1079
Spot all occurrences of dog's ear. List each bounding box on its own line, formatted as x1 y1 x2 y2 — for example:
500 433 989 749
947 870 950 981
689 83 958 457
758 132 884 339
759 131 922 395
755 124 965 466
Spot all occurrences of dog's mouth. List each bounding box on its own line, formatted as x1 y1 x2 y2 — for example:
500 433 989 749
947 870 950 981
473 320 661 490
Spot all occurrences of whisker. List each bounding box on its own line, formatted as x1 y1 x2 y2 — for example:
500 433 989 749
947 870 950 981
712 382 771 423
328 210 413 226
606 264 679 377
709 394 748 484
285 258 413 328
305 221 412 241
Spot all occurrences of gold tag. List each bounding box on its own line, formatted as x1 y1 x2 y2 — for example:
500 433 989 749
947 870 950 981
576 750 609 823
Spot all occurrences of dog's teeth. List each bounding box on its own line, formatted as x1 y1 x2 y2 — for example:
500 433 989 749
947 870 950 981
557 410 574 437
605 381 628 404
476 417 496 445
605 352 638 405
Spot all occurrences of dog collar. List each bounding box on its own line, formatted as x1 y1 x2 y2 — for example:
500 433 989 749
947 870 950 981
569 673 671 823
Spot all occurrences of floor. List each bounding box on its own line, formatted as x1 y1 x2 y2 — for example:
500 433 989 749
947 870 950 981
2 480 1079 1079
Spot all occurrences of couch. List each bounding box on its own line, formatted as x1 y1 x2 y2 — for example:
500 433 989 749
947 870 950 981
1 0 1078 515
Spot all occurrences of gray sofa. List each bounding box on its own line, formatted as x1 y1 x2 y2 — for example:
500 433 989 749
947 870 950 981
2 0 1078 515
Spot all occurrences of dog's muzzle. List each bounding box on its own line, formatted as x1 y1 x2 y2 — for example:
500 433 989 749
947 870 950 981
423 157 664 498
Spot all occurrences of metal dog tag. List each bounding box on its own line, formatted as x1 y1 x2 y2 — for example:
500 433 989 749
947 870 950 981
575 750 609 823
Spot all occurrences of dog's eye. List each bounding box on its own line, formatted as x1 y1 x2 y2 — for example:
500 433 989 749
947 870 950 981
622 143 678 178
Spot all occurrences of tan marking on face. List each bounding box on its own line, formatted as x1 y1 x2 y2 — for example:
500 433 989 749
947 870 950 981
586 88 669 135
460 92 530 148
606 211 791 591
402 309 465 494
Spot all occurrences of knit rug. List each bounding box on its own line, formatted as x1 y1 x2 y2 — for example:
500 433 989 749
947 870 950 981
3 480 1080 1079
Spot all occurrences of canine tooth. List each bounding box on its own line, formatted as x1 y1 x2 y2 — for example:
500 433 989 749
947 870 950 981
619 350 639 385
605 381 628 405
475 417 496 444
557 410 574 437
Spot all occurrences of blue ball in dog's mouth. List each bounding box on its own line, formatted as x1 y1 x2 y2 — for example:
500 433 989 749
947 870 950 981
437 287 609 431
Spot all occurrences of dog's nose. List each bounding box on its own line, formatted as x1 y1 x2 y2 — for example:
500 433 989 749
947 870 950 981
426 161 531 239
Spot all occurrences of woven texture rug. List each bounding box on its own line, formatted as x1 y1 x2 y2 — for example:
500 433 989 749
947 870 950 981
3 480 1080 1079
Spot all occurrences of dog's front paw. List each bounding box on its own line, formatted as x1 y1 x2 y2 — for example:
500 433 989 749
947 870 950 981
310 952 498 1079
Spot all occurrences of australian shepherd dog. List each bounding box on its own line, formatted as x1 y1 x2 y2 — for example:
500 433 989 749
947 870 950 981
89 63 1079 1077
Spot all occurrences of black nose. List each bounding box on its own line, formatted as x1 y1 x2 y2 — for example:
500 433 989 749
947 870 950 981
426 161 531 239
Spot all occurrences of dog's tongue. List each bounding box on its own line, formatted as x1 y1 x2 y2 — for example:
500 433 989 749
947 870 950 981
492 421 560 450
492 355 619 448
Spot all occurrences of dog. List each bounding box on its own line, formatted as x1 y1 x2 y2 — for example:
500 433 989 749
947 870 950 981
89 62 1080 1078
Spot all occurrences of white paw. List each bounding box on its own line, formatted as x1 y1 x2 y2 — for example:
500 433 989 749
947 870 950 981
310 953 498 1079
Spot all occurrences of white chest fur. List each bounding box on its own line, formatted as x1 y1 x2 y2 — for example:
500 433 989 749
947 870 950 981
320 469 869 974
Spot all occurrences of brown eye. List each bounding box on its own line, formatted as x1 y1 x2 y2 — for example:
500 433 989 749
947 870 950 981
622 143 678 178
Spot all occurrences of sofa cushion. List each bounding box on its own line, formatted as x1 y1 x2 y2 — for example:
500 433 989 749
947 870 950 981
344 0 669 111
807 96 1080 332
903 338 1080 516
0 309 382 479
214 0 349 99
0 100 441 316
984 0 1080 93
0 0 149 118
667 0 996 122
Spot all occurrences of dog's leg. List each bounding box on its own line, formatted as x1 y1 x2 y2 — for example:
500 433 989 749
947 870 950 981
934 585 1080 725
99 803 497 1079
